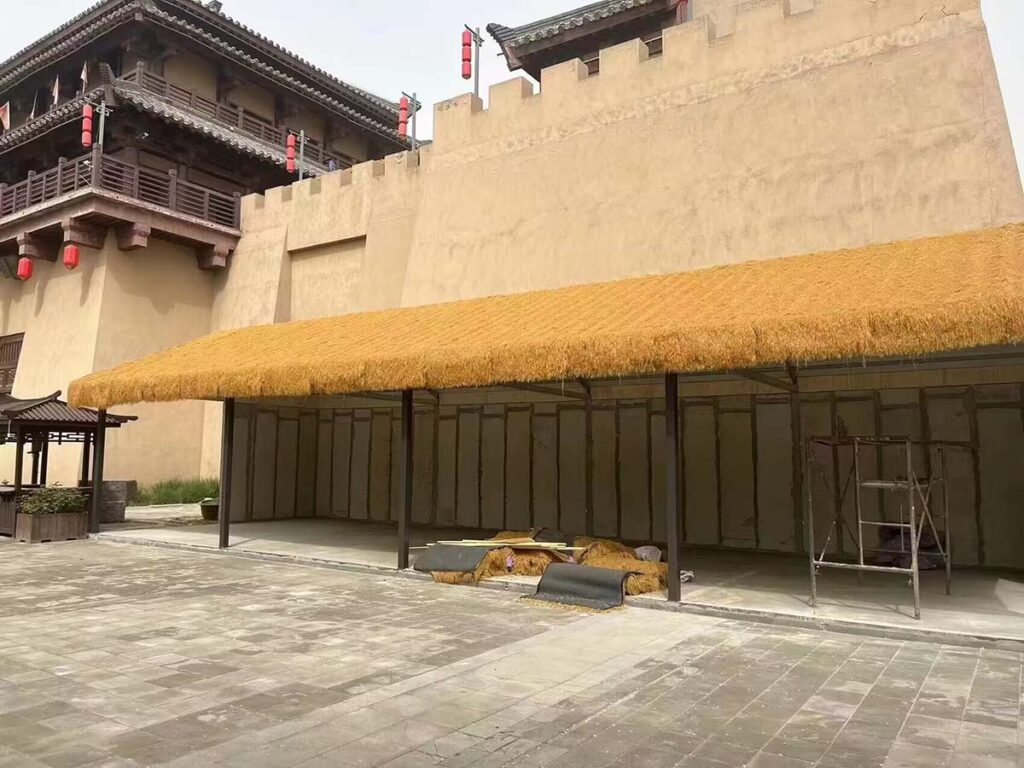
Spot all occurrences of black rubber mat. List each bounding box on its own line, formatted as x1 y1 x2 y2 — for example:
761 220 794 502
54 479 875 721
528 563 632 610
413 544 497 574
533 528 572 544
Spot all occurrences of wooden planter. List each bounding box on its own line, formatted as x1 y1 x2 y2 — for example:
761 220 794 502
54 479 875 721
15 512 89 544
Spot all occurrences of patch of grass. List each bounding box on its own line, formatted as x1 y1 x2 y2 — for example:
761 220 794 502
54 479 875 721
135 477 219 506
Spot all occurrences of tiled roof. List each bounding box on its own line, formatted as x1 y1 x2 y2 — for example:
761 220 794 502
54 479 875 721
0 0 404 147
487 0 662 50
144 6 406 147
114 86 294 169
0 90 105 153
0 392 134 426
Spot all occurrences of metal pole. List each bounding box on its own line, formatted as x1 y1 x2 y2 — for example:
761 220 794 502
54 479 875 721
854 440 865 568
410 94 418 153
906 438 920 619
98 100 107 149
80 433 91 487
90 411 107 534
665 373 682 602
219 399 235 550
398 390 414 570
298 130 305 182
941 446 951 596
805 439 817 608
474 27 481 99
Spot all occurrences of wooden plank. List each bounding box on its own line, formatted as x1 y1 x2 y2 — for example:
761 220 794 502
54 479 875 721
481 408 506 530
331 412 353 518
457 409 482 528
558 407 587 536
532 405 558 530
505 408 532 531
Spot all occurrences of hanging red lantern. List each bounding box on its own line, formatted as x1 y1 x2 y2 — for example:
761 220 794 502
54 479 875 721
286 133 297 174
63 243 80 270
16 257 33 281
398 96 409 138
81 104 94 148
462 29 473 80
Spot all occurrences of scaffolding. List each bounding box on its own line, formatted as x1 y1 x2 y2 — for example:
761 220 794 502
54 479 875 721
804 436 967 620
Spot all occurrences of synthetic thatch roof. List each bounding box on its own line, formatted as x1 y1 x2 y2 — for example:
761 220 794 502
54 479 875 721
69 224 1024 409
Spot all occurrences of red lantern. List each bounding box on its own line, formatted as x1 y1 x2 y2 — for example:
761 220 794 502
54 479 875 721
398 96 409 138
462 29 473 80
81 104 93 148
63 243 80 271
16 257 32 281
286 133 296 174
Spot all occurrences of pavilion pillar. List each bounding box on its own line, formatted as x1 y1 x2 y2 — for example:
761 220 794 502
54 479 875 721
80 433 92 488
397 390 414 570
218 399 235 550
664 373 683 602
30 435 40 486
89 410 107 534
13 428 24 502
40 437 49 486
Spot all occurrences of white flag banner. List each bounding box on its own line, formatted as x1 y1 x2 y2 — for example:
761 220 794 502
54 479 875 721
80 62 89 91
0 102 9 131
52 74 60 108
29 92 37 121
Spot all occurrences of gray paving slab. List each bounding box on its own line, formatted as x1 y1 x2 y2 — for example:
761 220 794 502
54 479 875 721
0 541 1022 768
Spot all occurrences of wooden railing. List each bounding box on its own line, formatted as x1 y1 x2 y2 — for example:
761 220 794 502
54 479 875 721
0 150 241 229
120 66 341 169
0 334 22 395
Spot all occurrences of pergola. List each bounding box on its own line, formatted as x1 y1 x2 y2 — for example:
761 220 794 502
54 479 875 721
67 223 1024 601
0 392 135 536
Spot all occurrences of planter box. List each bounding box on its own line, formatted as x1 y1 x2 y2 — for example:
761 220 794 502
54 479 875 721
15 512 89 544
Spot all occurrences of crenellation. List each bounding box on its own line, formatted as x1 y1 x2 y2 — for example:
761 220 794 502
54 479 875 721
599 38 650 77
539 58 590 100
489 77 536 114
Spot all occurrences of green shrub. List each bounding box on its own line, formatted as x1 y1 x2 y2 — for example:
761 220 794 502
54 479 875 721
135 477 220 506
20 486 88 516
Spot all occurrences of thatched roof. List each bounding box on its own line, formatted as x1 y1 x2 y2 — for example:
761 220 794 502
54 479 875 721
69 224 1024 409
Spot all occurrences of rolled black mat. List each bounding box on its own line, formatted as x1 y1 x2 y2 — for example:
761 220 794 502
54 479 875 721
413 544 498 574
528 563 632 610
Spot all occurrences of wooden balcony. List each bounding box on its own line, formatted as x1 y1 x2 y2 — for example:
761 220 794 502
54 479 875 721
0 148 240 271
120 66 343 170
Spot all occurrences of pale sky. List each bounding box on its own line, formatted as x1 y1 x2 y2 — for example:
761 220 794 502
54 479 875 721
2 0 1022 181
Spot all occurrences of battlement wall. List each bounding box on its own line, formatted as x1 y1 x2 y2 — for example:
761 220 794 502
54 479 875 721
221 0 1022 324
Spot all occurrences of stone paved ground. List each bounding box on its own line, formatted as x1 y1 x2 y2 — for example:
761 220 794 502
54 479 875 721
0 542 1022 768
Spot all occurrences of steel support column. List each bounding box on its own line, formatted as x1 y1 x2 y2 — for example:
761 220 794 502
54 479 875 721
219 399 235 550
665 373 683 602
398 390 414 570
89 410 106 534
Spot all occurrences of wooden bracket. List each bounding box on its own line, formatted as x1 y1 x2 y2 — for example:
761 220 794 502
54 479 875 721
17 233 56 262
197 244 231 270
116 223 151 251
62 218 106 249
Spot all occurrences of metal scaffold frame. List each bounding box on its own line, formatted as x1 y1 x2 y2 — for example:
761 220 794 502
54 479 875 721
804 436 968 620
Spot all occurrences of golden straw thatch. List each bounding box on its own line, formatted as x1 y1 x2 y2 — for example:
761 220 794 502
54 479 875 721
69 225 1024 409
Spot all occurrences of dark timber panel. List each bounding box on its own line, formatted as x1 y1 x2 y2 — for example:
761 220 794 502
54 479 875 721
274 416 298 520
331 413 353 517
591 408 619 538
369 412 392 522
481 407 506 530
252 410 278 521
558 407 587 536
315 416 333 518
456 409 482 528
349 412 371 520
505 408 532 531
297 412 318 517
532 405 558 530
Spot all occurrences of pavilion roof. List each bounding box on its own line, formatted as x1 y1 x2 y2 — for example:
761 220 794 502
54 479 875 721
69 224 1024 410
0 392 135 429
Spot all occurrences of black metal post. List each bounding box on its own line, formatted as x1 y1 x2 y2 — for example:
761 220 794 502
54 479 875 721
665 373 683 602
89 410 107 534
219 399 235 550
398 390 414 570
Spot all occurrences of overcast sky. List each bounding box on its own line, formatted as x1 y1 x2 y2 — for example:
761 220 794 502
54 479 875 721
2 0 1022 180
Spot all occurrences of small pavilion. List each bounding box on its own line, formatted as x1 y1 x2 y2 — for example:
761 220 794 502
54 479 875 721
0 392 135 536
